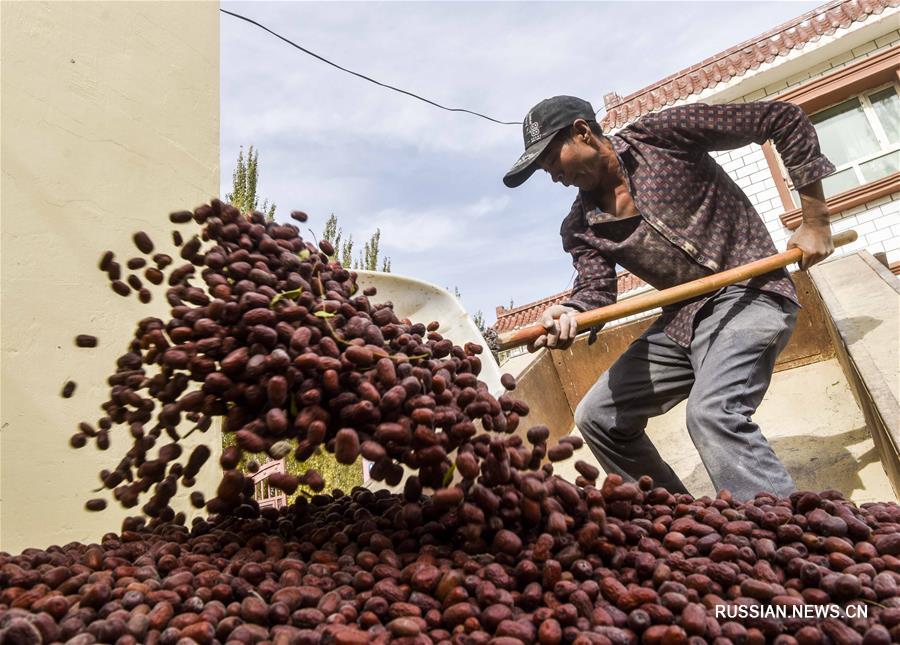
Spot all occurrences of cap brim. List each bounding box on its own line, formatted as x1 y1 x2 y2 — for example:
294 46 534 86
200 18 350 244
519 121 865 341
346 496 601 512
503 135 555 188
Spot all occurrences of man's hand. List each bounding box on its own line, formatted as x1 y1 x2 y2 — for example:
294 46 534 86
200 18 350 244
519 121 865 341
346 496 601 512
788 221 834 270
527 305 579 352
789 180 834 270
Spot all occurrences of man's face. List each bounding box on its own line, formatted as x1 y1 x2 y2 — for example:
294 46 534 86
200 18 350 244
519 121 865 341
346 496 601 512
537 126 603 192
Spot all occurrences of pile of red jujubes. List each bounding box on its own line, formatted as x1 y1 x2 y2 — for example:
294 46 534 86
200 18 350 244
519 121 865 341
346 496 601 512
2 484 899 643
1 201 898 644
70 200 541 523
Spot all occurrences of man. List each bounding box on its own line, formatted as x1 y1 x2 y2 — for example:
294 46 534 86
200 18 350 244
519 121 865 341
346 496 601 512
503 96 835 501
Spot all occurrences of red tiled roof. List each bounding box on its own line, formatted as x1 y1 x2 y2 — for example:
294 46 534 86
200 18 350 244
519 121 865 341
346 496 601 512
600 0 896 130
492 271 647 334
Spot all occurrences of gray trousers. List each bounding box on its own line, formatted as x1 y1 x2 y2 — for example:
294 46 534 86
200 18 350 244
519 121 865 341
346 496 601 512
574 286 798 501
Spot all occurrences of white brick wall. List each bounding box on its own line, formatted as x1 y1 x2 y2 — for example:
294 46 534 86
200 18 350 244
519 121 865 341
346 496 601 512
710 32 900 272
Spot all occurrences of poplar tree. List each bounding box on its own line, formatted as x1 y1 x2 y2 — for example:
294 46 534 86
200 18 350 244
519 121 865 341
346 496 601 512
226 145 276 221
321 215 391 272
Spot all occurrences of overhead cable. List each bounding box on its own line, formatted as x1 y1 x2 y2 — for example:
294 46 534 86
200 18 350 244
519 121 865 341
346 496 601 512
220 8 522 126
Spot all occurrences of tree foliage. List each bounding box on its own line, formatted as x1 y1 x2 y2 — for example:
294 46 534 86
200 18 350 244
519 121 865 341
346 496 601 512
321 214 391 272
359 229 391 272
322 214 354 268
221 433 363 504
472 310 486 333
227 145 276 221
284 448 362 501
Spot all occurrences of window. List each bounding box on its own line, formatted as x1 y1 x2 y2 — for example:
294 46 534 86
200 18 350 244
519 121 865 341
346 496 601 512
760 44 900 230
784 84 899 207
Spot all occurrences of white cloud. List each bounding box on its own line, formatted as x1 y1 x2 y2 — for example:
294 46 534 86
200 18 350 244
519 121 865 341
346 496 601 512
467 195 510 218
373 208 459 253
367 194 512 252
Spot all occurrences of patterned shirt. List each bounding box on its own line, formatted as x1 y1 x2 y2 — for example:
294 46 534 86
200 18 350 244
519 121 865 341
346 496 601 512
559 101 835 347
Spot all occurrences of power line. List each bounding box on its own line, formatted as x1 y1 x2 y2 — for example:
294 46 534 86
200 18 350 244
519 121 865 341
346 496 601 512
220 8 522 126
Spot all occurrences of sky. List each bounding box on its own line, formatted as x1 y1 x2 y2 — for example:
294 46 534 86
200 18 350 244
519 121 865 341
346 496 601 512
220 1 822 325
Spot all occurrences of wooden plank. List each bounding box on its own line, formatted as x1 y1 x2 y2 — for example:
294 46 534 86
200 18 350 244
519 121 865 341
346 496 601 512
546 270 834 412
550 317 654 413
512 350 576 445
775 271 836 372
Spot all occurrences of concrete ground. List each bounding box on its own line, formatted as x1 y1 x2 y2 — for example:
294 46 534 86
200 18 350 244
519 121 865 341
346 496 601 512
551 357 896 505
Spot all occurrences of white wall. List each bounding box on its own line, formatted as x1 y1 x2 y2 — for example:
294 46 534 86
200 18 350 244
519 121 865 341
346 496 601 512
708 28 900 264
1 2 220 553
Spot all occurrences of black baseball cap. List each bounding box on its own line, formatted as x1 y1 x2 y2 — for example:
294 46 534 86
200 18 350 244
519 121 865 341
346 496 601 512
503 96 597 188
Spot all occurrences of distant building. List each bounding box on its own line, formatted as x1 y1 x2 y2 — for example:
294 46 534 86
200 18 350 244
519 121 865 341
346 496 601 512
493 0 899 349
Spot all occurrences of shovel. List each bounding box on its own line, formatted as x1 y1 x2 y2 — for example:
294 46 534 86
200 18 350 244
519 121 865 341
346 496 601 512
496 229 858 351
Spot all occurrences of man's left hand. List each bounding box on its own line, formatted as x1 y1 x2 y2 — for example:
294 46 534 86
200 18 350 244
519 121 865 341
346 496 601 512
787 221 834 270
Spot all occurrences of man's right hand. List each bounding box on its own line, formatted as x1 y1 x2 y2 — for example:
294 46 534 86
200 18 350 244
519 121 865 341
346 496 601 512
527 305 580 352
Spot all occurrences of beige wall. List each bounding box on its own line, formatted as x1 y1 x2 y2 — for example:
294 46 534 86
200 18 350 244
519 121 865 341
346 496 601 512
1 2 220 553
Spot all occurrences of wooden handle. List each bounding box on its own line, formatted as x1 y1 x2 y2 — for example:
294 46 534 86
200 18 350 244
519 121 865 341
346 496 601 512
497 230 857 351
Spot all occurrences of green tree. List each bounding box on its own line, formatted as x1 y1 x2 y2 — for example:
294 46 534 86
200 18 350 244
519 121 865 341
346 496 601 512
356 228 390 272
322 214 355 267
472 310 486 334
222 433 363 502
227 145 276 221
322 215 391 272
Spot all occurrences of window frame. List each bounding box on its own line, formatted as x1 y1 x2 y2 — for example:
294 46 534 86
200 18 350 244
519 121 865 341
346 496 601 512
778 82 900 206
758 43 900 230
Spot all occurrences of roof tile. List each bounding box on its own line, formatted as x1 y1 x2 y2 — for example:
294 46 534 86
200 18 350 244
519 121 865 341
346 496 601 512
492 271 648 334
601 0 895 130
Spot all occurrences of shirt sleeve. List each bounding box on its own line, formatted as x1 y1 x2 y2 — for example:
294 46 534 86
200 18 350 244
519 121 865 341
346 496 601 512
635 101 835 189
559 240 618 314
